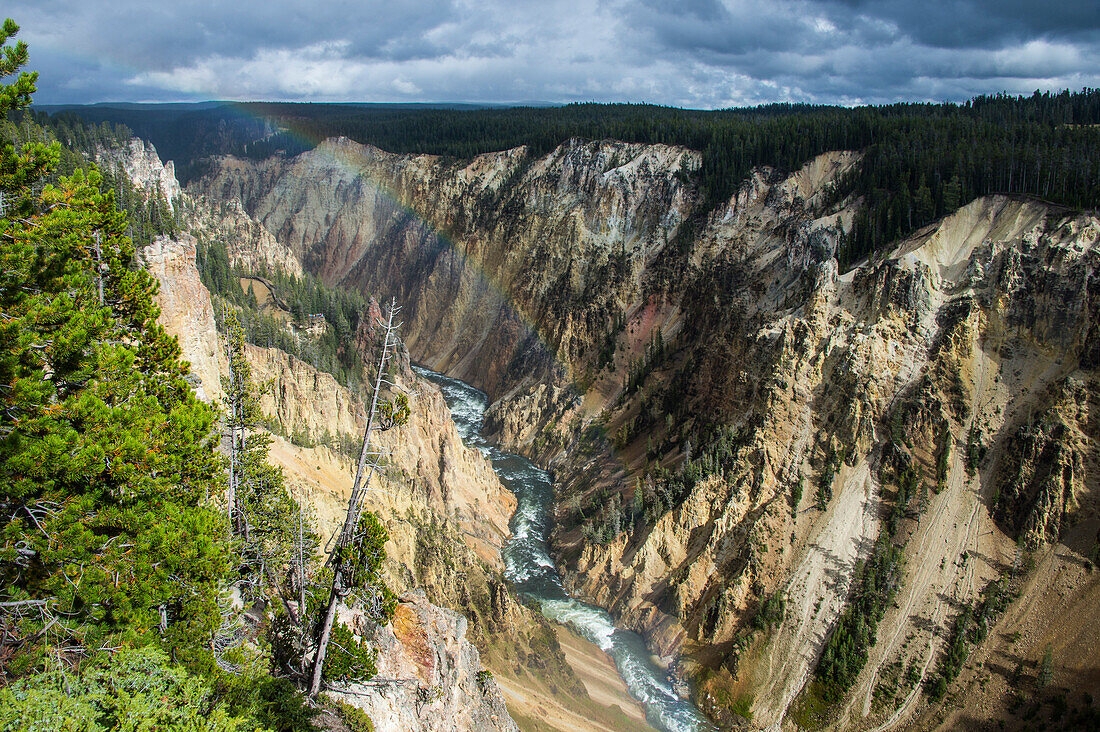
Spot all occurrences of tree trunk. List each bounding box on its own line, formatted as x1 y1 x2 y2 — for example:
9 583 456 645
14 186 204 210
308 299 400 697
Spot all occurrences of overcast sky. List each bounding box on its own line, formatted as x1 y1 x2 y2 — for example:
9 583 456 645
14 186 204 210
11 0 1100 108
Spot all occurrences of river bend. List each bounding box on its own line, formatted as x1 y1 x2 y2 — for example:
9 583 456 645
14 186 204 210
415 366 712 732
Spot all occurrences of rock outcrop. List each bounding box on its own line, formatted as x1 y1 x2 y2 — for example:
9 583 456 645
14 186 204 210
97 138 182 209
142 234 225 400
328 593 518 732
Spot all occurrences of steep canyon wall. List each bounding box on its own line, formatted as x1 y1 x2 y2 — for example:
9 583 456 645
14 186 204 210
191 138 1100 730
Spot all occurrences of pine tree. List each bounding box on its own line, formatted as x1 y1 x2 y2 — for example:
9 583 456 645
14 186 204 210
1038 645 1054 687
0 19 227 675
220 307 310 622
222 308 262 535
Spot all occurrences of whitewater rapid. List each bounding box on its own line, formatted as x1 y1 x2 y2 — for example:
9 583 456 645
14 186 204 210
415 366 713 732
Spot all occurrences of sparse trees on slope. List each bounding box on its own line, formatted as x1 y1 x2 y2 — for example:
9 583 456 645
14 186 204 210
220 308 309 626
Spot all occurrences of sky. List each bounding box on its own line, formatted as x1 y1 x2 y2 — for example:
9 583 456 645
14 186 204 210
11 0 1100 108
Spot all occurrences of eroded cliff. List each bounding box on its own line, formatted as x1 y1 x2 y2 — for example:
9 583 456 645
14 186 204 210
197 137 698 401
191 135 1099 731
133 134 655 731
327 594 518 732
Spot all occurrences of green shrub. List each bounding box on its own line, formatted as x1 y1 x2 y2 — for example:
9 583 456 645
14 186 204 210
255 677 319 732
0 647 261 732
326 698 375 732
322 624 379 683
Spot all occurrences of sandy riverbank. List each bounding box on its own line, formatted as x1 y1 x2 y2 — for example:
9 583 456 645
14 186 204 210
497 622 655 732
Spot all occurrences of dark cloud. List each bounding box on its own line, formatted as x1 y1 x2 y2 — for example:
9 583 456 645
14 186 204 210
13 0 460 70
7 0 1100 106
633 0 852 56
823 0 1100 49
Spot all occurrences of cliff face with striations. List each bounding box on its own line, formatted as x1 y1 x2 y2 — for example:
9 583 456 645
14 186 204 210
242 343 516 557
124 139 533 729
192 135 1100 730
197 137 698 401
183 194 305 277
141 215 515 562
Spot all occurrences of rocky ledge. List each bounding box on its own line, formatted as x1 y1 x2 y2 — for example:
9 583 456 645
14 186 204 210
327 592 518 732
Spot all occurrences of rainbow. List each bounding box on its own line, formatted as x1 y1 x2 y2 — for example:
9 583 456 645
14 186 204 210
220 104 576 388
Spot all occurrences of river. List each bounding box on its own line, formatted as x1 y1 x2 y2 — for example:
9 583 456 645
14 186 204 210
414 366 713 732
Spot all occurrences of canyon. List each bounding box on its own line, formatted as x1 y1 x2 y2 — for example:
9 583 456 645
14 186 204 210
131 146 649 730
129 128 1098 731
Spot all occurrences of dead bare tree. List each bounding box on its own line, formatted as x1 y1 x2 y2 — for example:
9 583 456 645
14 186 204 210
309 298 408 697
223 304 242 533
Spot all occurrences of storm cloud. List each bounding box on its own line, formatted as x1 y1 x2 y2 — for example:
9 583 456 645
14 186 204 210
10 0 1100 106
